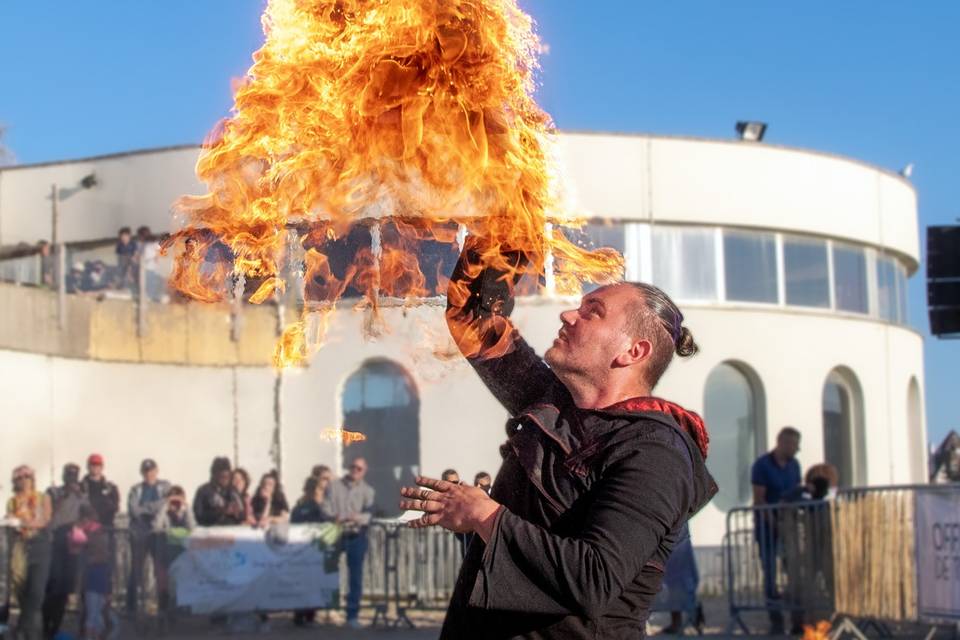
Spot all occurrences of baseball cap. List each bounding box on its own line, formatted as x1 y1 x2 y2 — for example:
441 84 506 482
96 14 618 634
140 458 157 473
87 453 104 466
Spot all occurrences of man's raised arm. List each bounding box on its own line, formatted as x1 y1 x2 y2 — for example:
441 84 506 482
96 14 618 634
445 237 561 417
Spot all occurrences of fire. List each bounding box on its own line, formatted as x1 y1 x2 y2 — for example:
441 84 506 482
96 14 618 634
319 427 367 446
168 0 622 368
802 621 831 640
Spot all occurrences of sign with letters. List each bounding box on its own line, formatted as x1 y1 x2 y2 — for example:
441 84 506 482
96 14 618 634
169 523 341 614
916 489 960 620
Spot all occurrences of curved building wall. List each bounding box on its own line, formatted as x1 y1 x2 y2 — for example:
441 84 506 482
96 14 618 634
0 134 926 547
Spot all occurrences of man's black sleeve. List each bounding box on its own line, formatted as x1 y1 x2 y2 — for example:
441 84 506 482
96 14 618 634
467 431 692 619
446 239 562 416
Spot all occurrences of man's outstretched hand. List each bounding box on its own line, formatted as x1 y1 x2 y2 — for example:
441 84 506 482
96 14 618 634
400 476 501 542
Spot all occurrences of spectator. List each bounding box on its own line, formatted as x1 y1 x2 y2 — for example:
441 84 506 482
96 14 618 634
154 486 195 612
66 262 85 294
250 470 289 528
751 426 803 636
232 467 255 525
125 458 170 614
656 522 704 635
291 472 334 628
441 470 468 557
5 465 52 640
136 226 165 301
81 454 119 527
323 457 374 629
82 260 111 292
115 227 138 290
193 457 245 527
37 240 54 288
473 472 492 495
73 504 111 640
292 472 333 525
43 463 91 638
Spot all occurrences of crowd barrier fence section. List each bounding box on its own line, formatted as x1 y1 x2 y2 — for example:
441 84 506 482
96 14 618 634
725 484 960 637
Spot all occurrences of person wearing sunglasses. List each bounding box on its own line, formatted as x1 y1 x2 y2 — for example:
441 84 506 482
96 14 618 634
322 457 374 629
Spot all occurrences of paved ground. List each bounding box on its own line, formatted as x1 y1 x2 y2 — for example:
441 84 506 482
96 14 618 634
77 597 805 639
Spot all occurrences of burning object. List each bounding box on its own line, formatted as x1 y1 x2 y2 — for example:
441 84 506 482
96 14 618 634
168 0 622 367
319 427 367 447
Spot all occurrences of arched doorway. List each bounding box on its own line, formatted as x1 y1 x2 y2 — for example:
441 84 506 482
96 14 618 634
341 359 419 517
907 378 925 482
703 361 767 511
822 367 866 487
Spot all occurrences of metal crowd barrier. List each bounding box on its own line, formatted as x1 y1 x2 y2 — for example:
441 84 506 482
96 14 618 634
724 484 960 638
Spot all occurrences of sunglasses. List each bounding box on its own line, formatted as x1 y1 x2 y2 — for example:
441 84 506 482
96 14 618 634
12 474 31 481
350 465 365 471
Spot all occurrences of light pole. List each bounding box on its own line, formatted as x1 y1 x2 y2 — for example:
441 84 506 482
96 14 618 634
51 173 97 330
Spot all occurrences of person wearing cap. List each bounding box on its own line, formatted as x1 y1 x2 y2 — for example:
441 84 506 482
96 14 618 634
81 454 120 528
43 462 91 638
125 458 171 614
5 465 52 640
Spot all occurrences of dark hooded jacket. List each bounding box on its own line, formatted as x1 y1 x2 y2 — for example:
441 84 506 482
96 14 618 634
440 247 717 639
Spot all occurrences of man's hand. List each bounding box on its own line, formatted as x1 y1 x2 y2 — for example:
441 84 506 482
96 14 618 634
400 476 501 540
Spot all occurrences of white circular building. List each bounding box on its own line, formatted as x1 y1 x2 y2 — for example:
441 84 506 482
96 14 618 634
0 132 926 551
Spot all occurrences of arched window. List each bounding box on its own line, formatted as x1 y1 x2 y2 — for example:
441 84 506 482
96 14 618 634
907 378 925 482
704 361 766 511
341 359 419 517
822 367 866 487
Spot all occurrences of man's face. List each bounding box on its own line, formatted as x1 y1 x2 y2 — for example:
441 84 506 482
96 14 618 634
216 470 232 488
88 463 103 479
544 284 643 384
143 468 158 485
119 232 131 243
443 473 460 485
476 477 491 492
349 459 367 482
776 434 801 461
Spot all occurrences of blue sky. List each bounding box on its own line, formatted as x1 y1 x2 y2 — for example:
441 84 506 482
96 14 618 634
1 1 956 445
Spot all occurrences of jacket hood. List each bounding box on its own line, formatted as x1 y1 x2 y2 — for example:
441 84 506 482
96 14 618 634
602 396 718 516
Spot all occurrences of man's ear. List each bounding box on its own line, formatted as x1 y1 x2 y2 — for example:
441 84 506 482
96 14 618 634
613 338 653 368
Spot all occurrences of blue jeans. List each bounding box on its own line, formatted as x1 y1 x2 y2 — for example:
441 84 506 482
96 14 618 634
343 532 368 621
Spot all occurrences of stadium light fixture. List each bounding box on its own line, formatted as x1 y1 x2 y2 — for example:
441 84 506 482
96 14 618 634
735 121 767 142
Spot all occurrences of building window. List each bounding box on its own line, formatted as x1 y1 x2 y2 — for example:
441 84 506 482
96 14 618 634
876 255 899 322
822 367 866 487
563 222 628 293
652 226 717 301
704 361 766 511
342 359 419 517
896 264 909 324
723 230 778 303
784 237 830 308
833 245 868 314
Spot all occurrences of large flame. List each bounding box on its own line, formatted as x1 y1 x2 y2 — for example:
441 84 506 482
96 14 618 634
169 0 622 368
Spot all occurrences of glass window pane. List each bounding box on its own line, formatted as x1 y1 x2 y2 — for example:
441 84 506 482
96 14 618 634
784 237 830 307
833 245 868 313
876 256 897 321
555 223 626 293
724 231 777 303
896 265 908 324
652 227 717 300
704 363 758 511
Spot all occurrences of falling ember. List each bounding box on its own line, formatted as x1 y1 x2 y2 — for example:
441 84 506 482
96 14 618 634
169 0 623 368
802 621 831 640
320 427 367 447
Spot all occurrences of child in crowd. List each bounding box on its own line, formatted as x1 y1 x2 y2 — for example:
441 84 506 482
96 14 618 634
72 504 112 640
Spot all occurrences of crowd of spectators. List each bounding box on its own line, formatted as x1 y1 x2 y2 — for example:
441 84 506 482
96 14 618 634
24 226 167 300
0 453 395 638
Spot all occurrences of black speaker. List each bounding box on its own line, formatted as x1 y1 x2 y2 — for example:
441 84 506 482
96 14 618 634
927 225 960 337
928 226 960 279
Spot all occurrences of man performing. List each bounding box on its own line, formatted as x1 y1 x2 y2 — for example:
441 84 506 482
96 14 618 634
400 242 717 638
